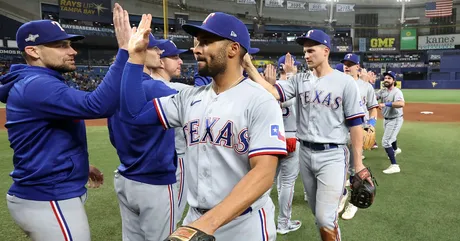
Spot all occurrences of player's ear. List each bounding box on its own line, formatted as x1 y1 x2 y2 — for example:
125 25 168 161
227 41 239 58
24 46 40 60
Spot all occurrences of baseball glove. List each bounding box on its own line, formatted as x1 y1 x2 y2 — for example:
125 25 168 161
164 226 215 241
350 167 378 209
362 125 376 150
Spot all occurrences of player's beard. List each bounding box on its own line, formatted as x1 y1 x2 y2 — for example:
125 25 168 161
46 60 76 73
197 51 226 77
383 81 393 88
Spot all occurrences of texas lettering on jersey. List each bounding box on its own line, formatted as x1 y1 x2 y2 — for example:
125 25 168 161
299 89 342 110
182 117 250 154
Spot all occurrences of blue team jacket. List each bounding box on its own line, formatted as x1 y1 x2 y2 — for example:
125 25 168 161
0 49 128 201
107 73 178 185
193 64 212 87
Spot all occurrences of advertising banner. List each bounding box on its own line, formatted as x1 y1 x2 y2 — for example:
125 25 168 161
59 0 112 23
174 13 189 31
400 29 417 50
418 34 460 50
368 37 399 51
331 37 352 52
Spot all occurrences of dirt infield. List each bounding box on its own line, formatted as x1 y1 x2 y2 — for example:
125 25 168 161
0 103 459 129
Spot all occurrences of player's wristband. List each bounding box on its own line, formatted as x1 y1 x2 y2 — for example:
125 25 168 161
385 102 392 107
368 118 376 127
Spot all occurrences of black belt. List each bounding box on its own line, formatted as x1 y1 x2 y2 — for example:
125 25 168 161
194 207 252 216
301 141 339 151
384 115 403 120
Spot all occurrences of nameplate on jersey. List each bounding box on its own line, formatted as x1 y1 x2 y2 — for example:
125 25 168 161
183 118 249 154
299 89 342 110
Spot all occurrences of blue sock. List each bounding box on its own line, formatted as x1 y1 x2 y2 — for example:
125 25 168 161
392 141 398 150
343 188 347 196
385 147 397 164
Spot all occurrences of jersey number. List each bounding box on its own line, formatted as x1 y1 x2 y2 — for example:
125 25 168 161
282 107 290 117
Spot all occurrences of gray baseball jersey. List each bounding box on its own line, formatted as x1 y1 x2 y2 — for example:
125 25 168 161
160 80 193 155
376 88 405 119
274 70 365 144
356 79 378 121
278 81 297 137
152 79 287 209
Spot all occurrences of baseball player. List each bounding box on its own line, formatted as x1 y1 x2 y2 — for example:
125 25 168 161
0 4 131 240
335 63 344 72
360 68 379 149
376 71 405 174
191 37 213 87
193 39 260 87
119 12 287 241
108 31 182 240
152 39 190 223
274 55 302 235
339 53 378 220
244 29 373 241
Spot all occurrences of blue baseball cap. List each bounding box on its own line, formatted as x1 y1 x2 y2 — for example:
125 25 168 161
335 63 344 72
278 55 301 68
182 12 251 52
341 53 360 65
16 20 84 51
148 34 168 48
383 71 397 80
157 40 188 58
248 47 260 55
295 29 331 48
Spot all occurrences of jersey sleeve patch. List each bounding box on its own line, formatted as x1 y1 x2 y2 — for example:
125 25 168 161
270 124 285 141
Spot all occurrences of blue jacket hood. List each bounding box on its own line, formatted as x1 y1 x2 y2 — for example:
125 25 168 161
0 64 65 103
0 64 30 103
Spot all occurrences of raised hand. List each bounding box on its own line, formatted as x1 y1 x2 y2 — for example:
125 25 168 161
241 53 254 71
113 3 132 50
127 13 152 64
282 53 296 74
264 64 277 85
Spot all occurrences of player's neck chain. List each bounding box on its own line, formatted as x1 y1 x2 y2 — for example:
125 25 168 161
213 76 245 95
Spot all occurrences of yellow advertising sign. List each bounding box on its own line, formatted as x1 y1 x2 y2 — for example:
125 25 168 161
252 60 276 66
369 38 397 51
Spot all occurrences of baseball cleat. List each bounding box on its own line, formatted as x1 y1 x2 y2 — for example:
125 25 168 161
342 203 358 220
304 192 308 202
371 144 378 149
362 155 366 160
277 220 302 235
338 189 349 213
383 164 400 174
394 148 402 156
